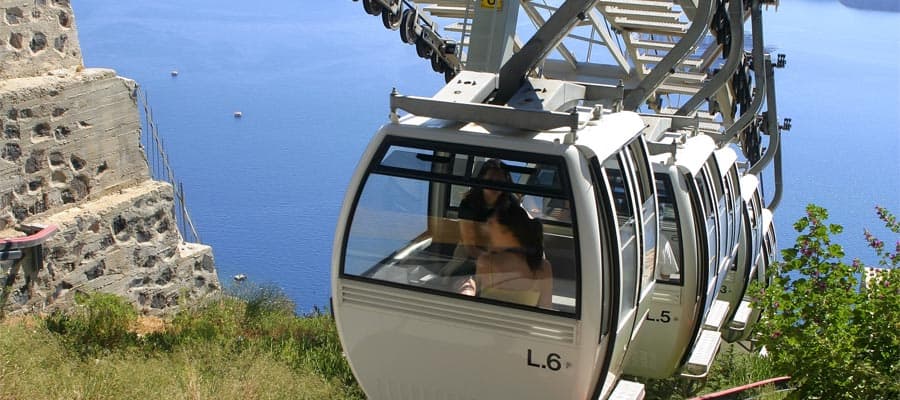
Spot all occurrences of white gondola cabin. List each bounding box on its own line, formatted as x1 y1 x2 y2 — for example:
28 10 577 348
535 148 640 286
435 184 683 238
624 134 742 379
720 174 765 342
332 94 659 399
726 208 777 341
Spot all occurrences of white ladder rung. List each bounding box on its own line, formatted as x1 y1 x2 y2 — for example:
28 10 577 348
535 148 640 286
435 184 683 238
602 7 682 23
443 22 468 33
637 53 703 68
631 38 676 50
615 17 688 34
699 121 723 133
658 83 701 95
682 329 722 378
667 71 707 84
597 0 675 12
424 6 470 19
607 379 646 400
704 299 730 330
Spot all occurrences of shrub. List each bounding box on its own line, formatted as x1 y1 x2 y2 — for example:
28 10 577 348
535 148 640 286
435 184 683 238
45 291 138 355
231 282 297 337
1 319 352 399
168 296 245 345
752 205 900 399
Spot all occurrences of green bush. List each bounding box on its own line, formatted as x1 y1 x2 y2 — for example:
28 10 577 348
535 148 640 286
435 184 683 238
223 284 362 397
276 311 361 393
702 346 783 398
45 291 139 355
752 205 900 399
232 282 298 337
148 283 363 398
168 296 245 344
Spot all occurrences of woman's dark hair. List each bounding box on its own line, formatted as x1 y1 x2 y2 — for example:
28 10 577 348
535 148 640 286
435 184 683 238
492 202 544 271
463 158 514 209
476 158 512 182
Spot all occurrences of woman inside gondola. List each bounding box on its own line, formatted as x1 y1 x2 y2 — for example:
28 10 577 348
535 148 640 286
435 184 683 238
442 159 517 276
460 200 553 308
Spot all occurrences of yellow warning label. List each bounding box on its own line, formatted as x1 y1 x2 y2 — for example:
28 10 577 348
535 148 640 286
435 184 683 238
481 0 502 10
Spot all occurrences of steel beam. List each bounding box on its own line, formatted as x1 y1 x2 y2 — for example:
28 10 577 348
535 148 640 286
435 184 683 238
749 53 783 211
466 0 523 73
391 93 579 132
720 1 767 144
493 0 601 105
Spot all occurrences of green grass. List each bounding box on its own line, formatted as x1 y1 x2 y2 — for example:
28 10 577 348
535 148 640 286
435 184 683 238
0 286 363 400
2 286 790 399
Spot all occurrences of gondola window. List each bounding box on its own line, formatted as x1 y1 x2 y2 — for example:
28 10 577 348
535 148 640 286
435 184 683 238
342 140 579 316
654 173 683 284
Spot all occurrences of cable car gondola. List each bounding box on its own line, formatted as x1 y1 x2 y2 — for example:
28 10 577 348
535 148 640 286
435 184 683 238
726 208 777 341
719 174 765 342
337 0 786 395
624 134 742 379
332 74 660 399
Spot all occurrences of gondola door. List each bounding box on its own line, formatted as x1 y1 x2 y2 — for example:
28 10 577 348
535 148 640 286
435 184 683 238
588 149 644 388
600 153 641 331
624 139 658 311
702 160 730 283
691 167 721 314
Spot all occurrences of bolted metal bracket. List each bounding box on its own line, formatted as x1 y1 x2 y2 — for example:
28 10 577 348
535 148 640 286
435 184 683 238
389 88 401 123
775 53 786 68
613 80 625 112
780 117 792 132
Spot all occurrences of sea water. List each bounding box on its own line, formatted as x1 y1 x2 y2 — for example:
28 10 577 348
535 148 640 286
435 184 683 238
71 0 899 311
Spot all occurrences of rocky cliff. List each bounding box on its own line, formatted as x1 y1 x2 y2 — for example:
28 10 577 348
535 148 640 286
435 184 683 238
1 0 219 316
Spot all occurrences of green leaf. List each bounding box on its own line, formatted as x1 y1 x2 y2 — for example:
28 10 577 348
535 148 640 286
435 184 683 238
829 223 844 234
795 218 810 232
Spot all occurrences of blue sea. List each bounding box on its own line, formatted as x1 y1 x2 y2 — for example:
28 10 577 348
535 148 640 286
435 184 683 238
71 1 899 311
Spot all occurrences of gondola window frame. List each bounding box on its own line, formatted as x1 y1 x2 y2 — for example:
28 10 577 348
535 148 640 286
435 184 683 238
338 135 583 319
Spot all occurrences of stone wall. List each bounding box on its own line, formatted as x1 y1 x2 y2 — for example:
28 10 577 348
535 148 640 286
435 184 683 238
39 181 219 313
1 0 220 315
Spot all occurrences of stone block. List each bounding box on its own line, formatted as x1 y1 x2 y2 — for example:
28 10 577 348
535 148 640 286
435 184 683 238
0 68 149 228
0 0 83 80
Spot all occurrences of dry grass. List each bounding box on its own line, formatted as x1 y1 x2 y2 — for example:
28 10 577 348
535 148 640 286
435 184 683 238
131 315 167 336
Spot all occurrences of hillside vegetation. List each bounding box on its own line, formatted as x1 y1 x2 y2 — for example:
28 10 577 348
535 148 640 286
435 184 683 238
2 205 896 399
0 286 363 400
0 287 779 400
